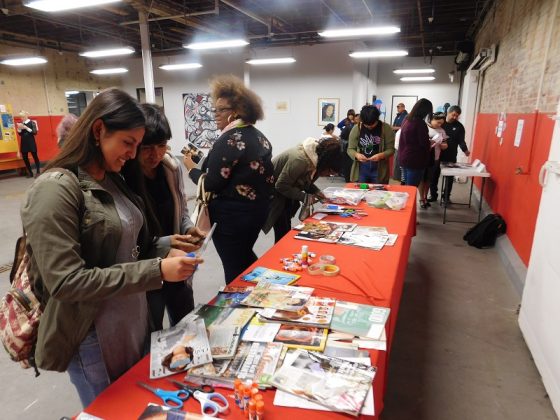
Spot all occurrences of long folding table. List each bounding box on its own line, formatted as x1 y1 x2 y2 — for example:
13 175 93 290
83 185 417 419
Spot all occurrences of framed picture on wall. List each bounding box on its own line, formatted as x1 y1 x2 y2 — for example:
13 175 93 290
318 98 339 126
136 87 165 109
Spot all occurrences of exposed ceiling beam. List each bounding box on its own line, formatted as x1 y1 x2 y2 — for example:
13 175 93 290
220 0 271 33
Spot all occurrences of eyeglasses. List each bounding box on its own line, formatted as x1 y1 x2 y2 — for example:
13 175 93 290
211 107 233 114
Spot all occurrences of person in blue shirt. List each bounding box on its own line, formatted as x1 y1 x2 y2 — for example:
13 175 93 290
337 109 356 131
392 103 408 130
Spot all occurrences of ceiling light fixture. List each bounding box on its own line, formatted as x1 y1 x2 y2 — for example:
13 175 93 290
0 56 48 66
393 68 435 74
319 26 400 38
400 76 436 82
246 57 296 65
159 63 203 71
25 0 121 12
90 67 128 75
349 50 408 58
184 39 249 50
80 47 134 58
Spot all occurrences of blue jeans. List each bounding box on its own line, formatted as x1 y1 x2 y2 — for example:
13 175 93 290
358 161 378 183
67 330 111 408
402 167 425 187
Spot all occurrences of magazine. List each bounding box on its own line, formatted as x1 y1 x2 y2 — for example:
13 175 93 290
194 304 256 359
240 280 314 311
188 342 284 387
274 325 328 351
214 285 255 307
273 356 375 416
259 296 335 328
241 315 282 342
339 226 390 250
270 349 376 416
241 266 300 286
294 221 356 243
149 318 212 379
138 403 204 420
330 300 390 340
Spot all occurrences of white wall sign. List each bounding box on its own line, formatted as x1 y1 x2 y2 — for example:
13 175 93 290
514 119 524 147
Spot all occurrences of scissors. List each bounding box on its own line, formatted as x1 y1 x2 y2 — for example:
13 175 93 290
193 389 229 417
168 379 215 394
137 381 190 409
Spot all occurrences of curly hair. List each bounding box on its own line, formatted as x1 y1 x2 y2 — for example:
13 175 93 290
210 74 264 124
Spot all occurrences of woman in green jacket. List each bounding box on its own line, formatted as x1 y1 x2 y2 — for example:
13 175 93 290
347 105 395 184
21 88 203 407
263 137 342 242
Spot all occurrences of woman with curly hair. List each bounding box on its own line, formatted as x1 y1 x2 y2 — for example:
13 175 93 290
184 75 274 284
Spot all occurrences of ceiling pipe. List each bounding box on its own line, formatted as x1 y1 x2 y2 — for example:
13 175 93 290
220 0 271 33
361 0 374 18
416 0 427 58
120 0 219 25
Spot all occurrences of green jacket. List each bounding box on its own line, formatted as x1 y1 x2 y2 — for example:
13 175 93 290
21 168 165 372
347 122 395 183
262 139 320 233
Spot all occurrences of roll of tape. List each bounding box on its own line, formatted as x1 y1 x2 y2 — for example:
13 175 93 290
307 263 324 275
322 264 340 276
319 254 336 264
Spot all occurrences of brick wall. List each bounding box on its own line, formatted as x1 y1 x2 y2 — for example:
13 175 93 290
476 0 560 113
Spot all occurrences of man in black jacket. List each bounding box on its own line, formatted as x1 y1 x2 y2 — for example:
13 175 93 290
17 110 41 178
429 105 470 203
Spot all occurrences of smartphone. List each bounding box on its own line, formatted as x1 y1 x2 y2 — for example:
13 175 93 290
196 223 217 257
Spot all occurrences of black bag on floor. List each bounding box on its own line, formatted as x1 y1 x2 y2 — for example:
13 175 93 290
463 214 507 249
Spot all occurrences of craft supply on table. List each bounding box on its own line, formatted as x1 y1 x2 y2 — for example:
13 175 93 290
280 248 316 271
136 382 190 409
319 254 336 264
307 263 340 276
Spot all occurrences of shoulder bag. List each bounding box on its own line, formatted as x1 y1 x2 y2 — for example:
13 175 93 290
190 173 213 232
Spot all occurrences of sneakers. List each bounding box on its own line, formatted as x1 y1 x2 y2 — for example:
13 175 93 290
427 196 437 202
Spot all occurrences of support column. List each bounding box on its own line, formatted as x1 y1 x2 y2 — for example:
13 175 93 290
139 11 155 103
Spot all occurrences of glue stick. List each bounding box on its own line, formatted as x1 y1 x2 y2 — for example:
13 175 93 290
234 378 242 408
255 400 265 420
248 400 257 420
243 385 252 413
301 245 309 267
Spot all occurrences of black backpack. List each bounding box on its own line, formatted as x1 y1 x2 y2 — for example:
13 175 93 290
463 214 507 249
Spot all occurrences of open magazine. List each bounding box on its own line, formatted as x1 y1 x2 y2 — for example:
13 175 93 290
330 300 390 340
187 342 284 387
270 349 376 416
274 325 328 351
241 266 300 286
294 221 356 243
259 296 335 328
149 318 212 379
241 280 314 311
194 304 256 359
338 226 390 250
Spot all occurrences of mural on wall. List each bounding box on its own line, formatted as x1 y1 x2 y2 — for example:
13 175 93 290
183 93 218 149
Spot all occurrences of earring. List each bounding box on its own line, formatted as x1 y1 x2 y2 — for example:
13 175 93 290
227 114 233 123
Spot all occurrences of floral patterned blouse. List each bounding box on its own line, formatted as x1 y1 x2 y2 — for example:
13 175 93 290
189 124 275 202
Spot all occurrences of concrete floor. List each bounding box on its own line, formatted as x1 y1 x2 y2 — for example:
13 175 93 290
0 172 556 420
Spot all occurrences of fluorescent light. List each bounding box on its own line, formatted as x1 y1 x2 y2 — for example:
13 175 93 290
80 47 134 58
159 63 203 71
349 50 408 58
90 67 128 75
25 0 120 12
65 91 80 96
319 26 400 38
400 76 435 81
394 68 435 74
0 56 48 66
246 57 296 65
184 39 249 50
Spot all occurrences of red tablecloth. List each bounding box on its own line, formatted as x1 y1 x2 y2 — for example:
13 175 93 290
84 185 417 420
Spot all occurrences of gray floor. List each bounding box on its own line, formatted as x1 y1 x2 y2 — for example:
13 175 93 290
0 172 556 420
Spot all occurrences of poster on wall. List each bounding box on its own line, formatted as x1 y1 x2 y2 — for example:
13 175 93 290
136 87 165 109
183 93 219 149
318 98 339 126
0 104 19 154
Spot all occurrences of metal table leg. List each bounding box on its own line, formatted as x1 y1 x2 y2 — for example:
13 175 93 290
478 177 486 222
442 176 448 224
468 177 474 208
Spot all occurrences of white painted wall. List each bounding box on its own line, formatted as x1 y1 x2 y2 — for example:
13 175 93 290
118 45 460 155
375 55 460 123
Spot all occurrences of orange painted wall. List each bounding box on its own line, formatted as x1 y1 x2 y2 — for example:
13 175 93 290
472 112 554 266
0 115 63 163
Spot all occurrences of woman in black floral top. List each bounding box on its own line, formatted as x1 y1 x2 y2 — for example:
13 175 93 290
184 75 274 284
